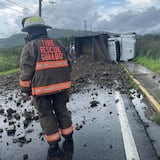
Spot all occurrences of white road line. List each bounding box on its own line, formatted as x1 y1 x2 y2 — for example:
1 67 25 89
115 89 140 160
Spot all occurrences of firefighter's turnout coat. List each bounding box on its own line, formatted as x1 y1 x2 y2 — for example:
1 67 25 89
19 35 73 143
19 36 71 96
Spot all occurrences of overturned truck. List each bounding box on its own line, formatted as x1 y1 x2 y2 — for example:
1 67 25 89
74 33 136 62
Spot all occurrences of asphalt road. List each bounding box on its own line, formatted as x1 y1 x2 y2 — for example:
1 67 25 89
0 84 159 160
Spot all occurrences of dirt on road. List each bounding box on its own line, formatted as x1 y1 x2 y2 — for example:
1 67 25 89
70 54 129 93
0 54 147 160
0 54 129 95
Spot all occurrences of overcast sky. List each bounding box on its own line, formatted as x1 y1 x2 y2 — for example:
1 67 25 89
0 0 160 38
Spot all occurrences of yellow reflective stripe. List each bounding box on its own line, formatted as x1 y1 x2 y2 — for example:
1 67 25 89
32 81 71 95
45 132 60 142
31 17 43 22
19 80 31 87
61 125 74 136
35 60 68 71
26 17 43 23
25 17 44 27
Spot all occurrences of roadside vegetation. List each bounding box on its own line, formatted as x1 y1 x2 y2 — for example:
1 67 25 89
0 47 22 76
135 34 160 74
135 56 160 74
151 113 160 125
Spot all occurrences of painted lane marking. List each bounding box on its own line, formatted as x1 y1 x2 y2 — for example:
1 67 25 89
115 89 140 160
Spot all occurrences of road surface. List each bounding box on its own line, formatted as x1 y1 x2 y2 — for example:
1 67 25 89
0 84 159 160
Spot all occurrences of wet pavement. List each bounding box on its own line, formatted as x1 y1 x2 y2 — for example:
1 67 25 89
124 61 160 110
123 61 160 157
0 84 159 160
0 86 125 160
69 85 125 160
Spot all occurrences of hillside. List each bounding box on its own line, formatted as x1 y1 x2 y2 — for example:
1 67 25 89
0 28 101 48
0 33 26 48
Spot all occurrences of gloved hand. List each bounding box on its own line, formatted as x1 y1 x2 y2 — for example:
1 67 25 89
21 92 31 102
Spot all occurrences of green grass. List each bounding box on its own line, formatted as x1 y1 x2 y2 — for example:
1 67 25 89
0 68 20 77
151 113 160 125
135 56 160 74
0 55 19 72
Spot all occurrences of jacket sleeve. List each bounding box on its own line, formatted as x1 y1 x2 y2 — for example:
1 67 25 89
19 43 36 94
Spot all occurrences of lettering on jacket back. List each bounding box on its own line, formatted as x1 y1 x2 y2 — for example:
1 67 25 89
39 39 63 61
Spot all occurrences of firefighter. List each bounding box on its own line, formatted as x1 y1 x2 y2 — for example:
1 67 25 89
19 16 74 160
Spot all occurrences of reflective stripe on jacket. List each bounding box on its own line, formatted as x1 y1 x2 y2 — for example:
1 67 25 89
19 36 71 96
32 81 71 96
35 59 68 71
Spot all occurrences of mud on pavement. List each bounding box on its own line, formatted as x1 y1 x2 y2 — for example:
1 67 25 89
0 54 130 95
0 54 130 160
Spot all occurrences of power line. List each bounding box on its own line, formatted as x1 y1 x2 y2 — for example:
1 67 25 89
6 5 23 14
7 0 26 9
0 9 17 16
24 0 37 3
6 0 32 11
42 3 74 29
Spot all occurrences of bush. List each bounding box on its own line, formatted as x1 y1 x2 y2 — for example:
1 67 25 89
0 47 22 72
136 34 160 59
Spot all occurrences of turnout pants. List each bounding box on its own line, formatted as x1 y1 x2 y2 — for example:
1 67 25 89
33 91 73 144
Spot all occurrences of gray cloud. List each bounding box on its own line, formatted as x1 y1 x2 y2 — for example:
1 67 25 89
42 0 97 30
40 1 160 34
0 1 8 9
1 0 160 37
93 7 160 34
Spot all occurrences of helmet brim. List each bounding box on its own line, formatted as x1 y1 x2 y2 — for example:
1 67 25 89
22 24 52 32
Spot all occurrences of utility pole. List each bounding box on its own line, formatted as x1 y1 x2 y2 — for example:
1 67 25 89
84 20 87 31
39 0 55 17
84 20 88 35
39 0 42 17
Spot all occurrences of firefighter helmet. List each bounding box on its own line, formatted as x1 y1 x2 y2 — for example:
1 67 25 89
21 16 52 32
